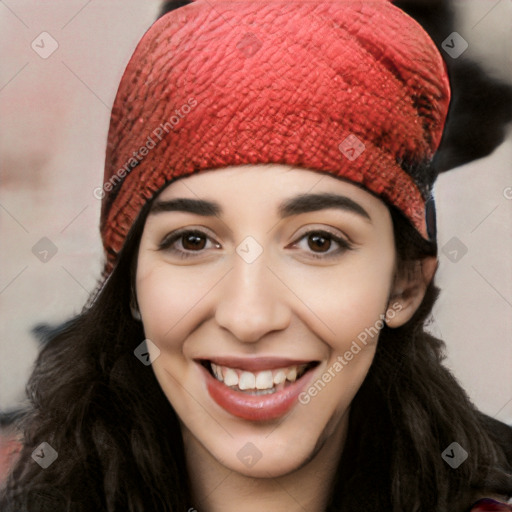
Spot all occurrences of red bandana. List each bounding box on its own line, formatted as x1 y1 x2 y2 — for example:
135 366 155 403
100 0 450 273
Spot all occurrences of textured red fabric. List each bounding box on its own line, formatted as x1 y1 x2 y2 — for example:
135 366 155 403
100 0 450 273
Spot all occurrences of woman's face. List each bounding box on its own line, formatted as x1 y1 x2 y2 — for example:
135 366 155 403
136 164 398 477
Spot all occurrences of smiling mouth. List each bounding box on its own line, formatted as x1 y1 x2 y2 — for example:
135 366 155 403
200 360 319 396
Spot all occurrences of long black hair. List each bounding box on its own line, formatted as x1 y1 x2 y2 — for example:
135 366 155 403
1 190 511 511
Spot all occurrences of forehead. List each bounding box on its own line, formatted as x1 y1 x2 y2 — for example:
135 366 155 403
156 164 388 214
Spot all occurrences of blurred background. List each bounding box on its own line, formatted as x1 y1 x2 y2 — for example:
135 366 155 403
0 0 511 437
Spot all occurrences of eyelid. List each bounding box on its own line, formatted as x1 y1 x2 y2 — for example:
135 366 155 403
287 226 354 260
156 224 354 261
292 224 352 245
158 227 221 256
297 224 350 243
159 224 216 243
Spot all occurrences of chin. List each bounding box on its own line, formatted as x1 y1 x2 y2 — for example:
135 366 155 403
215 434 320 479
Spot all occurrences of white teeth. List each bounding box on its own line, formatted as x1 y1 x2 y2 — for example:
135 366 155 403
224 368 238 387
211 363 223 382
239 371 256 390
273 370 287 385
286 367 297 382
209 362 311 391
255 370 274 390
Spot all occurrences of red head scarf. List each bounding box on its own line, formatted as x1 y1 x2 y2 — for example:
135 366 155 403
100 0 450 274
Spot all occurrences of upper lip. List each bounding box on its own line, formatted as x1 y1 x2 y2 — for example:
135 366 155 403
196 356 318 372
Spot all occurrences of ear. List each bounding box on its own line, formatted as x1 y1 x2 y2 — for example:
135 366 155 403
385 256 438 328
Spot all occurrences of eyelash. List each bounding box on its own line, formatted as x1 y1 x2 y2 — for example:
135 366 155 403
158 228 353 260
158 229 220 259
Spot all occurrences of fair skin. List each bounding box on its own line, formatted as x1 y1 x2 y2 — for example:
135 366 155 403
135 164 436 511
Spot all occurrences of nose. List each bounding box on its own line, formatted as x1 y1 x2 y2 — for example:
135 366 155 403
214 252 291 343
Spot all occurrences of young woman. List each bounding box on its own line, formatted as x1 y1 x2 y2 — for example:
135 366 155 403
1 0 511 511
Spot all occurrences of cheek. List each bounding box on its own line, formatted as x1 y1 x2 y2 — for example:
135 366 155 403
284 250 394 351
136 262 213 348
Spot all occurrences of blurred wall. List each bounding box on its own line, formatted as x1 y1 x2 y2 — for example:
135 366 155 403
1 0 511 424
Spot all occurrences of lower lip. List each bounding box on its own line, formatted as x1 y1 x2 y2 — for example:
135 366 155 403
199 363 316 421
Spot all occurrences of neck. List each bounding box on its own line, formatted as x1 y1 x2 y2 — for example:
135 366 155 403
182 416 348 512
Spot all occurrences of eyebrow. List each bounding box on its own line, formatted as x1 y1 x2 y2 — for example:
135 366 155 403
150 193 372 222
278 193 371 221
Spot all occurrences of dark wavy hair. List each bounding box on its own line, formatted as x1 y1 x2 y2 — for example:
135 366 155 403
1 188 511 511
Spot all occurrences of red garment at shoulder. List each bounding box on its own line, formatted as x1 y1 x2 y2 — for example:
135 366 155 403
470 498 512 511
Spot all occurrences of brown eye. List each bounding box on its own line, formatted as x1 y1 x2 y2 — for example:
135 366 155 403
158 229 220 259
181 233 206 251
307 233 331 252
289 229 353 260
